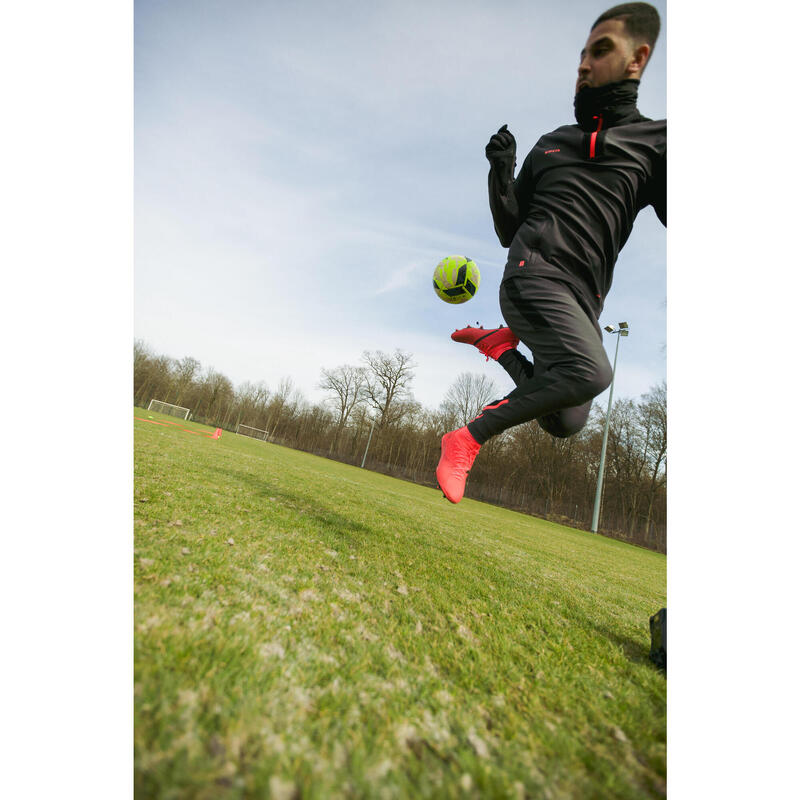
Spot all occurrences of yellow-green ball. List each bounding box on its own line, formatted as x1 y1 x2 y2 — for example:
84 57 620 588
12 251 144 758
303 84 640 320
432 256 480 304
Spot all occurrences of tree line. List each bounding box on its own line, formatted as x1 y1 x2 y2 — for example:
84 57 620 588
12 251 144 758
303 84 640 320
134 339 666 552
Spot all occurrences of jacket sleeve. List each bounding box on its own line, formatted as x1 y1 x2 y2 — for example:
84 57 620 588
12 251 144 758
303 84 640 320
488 151 534 247
648 148 666 226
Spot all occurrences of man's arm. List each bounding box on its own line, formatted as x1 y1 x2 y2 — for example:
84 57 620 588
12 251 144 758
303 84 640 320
486 126 533 247
649 148 666 226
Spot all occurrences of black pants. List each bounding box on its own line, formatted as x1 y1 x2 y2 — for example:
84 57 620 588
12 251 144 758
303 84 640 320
466 275 612 444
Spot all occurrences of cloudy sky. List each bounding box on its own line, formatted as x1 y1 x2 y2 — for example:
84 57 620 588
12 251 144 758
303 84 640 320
135 0 667 409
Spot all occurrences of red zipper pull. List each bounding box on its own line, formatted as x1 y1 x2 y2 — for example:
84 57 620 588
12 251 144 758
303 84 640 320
589 114 603 158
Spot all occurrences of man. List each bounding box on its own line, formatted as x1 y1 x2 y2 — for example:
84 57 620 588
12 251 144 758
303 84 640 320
436 2 665 503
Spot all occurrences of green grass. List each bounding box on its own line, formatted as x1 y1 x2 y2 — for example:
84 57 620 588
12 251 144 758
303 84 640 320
134 409 666 799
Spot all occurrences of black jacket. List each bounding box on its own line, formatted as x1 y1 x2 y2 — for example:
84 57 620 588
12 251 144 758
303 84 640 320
488 79 666 315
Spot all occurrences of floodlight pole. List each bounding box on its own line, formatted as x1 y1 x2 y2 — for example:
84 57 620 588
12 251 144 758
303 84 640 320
360 414 377 468
591 323 628 533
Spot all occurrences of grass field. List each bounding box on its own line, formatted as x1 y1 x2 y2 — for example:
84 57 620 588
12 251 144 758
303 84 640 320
134 409 666 799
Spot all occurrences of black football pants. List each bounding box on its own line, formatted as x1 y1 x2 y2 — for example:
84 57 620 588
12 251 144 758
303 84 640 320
466 275 612 444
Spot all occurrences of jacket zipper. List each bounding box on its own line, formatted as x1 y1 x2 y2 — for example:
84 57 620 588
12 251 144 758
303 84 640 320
589 114 603 159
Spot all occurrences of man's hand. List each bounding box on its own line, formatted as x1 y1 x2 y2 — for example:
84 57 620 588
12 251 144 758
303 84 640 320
485 124 516 162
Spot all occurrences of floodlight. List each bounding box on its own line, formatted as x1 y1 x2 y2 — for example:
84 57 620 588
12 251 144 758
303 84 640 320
592 316 630 533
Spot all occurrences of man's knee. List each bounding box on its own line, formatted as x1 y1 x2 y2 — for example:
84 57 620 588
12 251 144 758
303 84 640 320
573 355 612 401
538 401 592 438
537 358 610 437
586 359 613 397
549 361 610 410
538 413 583 438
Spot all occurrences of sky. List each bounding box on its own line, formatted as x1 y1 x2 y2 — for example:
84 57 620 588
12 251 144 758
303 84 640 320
134 0 667 410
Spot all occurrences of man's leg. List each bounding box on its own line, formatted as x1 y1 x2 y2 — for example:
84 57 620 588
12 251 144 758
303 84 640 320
537 402 593 438
437 275 610 502
454 321 594 439
467 275 611 444
496 350 592 438
496 348 534 384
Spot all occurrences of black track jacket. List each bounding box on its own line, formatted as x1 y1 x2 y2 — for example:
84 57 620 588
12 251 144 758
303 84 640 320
488 79 666 315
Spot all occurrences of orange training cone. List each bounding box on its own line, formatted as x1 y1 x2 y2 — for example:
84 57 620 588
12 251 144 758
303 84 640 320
212 428 222 440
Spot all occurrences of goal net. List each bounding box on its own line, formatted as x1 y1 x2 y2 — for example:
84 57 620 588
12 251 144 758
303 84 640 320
147 399 191 420
236 423 269 441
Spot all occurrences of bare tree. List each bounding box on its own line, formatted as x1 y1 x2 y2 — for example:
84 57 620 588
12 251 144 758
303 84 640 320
361 349 416 428
193 369 234 424
133 340 154 406
441 372 500 428
266 377 301 438
505 421 582 517
133 341 176 408
172 356 201 406
134 339 151 374
638 381 667 539
605 398 650 537
319 364 367 428
234 381 271 429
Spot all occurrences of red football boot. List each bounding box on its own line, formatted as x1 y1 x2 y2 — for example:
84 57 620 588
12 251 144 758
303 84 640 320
451 324 519 361
436 426 481 504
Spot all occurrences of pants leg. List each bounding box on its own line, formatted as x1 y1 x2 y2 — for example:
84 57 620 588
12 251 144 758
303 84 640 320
496 349 593 438
467 275 612 444
496 348 535 385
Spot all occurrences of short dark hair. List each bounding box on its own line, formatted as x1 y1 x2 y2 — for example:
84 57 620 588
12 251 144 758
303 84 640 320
592 3 661 50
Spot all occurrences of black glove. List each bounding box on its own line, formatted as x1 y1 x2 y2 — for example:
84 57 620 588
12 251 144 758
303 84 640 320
485 124 516 162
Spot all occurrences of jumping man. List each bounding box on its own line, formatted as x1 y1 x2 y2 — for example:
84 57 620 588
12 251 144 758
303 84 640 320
436 2 666 503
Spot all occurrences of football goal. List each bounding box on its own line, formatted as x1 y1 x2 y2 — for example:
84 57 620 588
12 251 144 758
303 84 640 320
236 423 269 441
147 399 191 420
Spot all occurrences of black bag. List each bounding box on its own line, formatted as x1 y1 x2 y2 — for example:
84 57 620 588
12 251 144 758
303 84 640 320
649 608 666 672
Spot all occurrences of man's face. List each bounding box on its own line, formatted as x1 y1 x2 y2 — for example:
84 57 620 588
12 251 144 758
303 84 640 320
576 19 638 94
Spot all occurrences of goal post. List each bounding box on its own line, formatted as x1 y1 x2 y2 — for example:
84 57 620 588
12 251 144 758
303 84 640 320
236 423 269 441
147 399 191 420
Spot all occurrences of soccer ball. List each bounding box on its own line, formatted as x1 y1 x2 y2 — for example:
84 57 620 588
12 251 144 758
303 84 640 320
432 255 480 304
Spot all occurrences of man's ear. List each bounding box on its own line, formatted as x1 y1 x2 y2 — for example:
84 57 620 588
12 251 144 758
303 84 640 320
627 42 651 76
